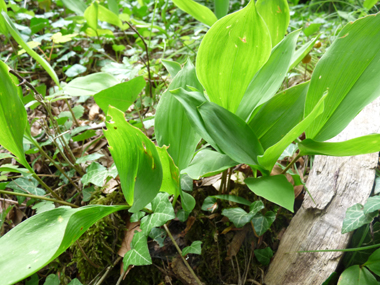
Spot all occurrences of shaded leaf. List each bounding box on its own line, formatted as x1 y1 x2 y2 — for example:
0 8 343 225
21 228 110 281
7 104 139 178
342 204 378 234
251 211 276 236
123 231 152 270
364 248 380 276
182 241 202 256
81 162 115 187
149 227 166 247
222 207 255 228
156 146 180 197
212 195 251 206
254 247 273 266
338 265 377 285
161 59 182 78
201 196 218 212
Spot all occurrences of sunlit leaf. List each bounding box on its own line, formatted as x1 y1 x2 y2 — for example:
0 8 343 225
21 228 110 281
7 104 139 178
0 205 127 284
214 0 229 19
196 0 271 113
222 207 255 228
156 146 180 197
61 0 86 15
104 107 163 212
98 4 122 28
84 2 98 33
161 59 181 78
342 204 377 234
171 0 217 26
123 231 152 270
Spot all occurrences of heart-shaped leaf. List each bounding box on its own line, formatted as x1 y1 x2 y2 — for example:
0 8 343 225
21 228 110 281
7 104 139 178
342 204 377 234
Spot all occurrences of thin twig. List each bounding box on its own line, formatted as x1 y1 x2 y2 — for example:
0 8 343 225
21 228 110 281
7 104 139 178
64 98 80 127
0 189 78 208
94 256 122 285
163 224 203 285
76 241 101 268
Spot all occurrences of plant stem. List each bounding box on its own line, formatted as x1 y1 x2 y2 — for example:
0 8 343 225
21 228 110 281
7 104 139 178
163 224 203 285
281 154 302 174
0 189 78 208
93 256 122 285
297 242 380 253
64 98 80 127
76 241 101 268
31 172 63 201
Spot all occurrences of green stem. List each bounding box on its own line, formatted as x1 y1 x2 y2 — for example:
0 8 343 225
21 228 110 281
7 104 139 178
163 224 203 285
31 172 63 201
297 243 380 254
281 154 302 174
0 189 78 208
64 98 80 128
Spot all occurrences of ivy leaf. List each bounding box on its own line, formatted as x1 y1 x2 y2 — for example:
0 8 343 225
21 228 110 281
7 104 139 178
254 247 273 266
123 231 152 271
201 196 218 212
249 201 265 214
222 208 255 228
182 241 202 256
342 204 378 234
251 211 276 236
81 162 116 187
140 193 176 235
149 227 167 247
364 196 380 214
32 201 55 214
8 177 45 203
130 211 146 223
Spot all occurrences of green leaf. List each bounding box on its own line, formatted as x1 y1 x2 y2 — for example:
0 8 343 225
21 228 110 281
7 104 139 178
81 162 115 187
156 146 180 197
0 60 30 169
68 278 83 285
249 200 265 213
214 0 229 19
44 274 59 285
140 193 176 235
181 191 196 212
196 0 271 113
289 36 320 70
181 149 237 180
364 248 380 276
236 30 300 121
94 76 146 114
104 107 163 212
171 88 221 153
254 247 273 266
130 211 146 222
201 196 218 212
305 14 380 141
64 73 119 97
65 64 87 77
161 59 182 78
149 227 166 247
0 205 127 284
84 2 98 32
257 92 326 171
299 134 380 157
98 4 122 28
198 102 264 167
76 153 104 164
364 0 378 9
278 144 298 160
0 0 7 36
222 207 255 228
256 0 290 47
212 195 251 206
251 211 276 236
8 177 45 203
182 241 202 256
171 0 217 26
0 12 60 88
249 82 309 150
342 204 378 234
155 61 202 171
364 196 380 215
303 23 322 37
72 130 96 142
61 0 86 15
123 231 152 270
245 175 294 212
338 265 377 285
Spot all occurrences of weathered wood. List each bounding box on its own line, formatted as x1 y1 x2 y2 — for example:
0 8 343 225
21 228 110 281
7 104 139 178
264 97 380 285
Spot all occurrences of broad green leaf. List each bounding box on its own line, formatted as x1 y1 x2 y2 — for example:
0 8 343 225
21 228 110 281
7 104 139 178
104 107 163 212
364 0 378 9
222 207 255 228
171 88 221 153
182 241 202 256
236 30 300 121
61 0 87 15
0 205 127 284
213 195 251 206
303 23 322 37
254 247 273 266
149 227 166 247
63 72 119 97
32 201 55 214
123 231 152 270
140 193 176 235
181 149 237 179
245 175 294 212
201 196 218 212
299 134 380 157
44 274 59 285
72 130 96 142
84 2 98 33
65 64 87 77
0 0 7 36
94 76 146 114
68 279 83 285
249 200 265 213
305 14 380 141
338 265 377 285
156 146 180 197
364 248 380 276
196 0 271 113
257 92 326 171
375 177 380 195
279 143 298 160
289 36 320 70
0 60 30 169
76 153 104 164
155 61 202 171
107 0 119 14
81 162 116 187
256 0 290 47
198 102 264 167
342 204 378 234
130 211 146 222
214 0 229 19
161 59 182 78
171 0 217 26
249 82 308 150
0 12 60 88
251 211 276 236
8 177 45 200
98 5 122 28
181 191 196 212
